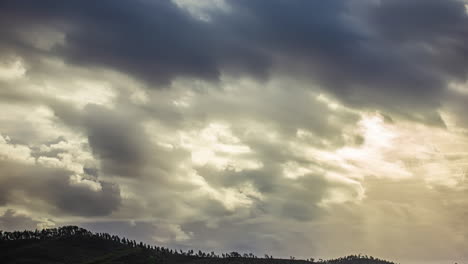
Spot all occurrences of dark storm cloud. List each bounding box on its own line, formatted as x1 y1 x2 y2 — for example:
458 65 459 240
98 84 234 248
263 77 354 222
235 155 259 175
1 0 467 122
371 0 468 43
364 0 468 118
0 160 121 217
83 104 149 177
0 0 269 85
220 0 468 124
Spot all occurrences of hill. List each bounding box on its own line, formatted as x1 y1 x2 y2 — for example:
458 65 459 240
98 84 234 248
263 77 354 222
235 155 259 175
0 226 397 264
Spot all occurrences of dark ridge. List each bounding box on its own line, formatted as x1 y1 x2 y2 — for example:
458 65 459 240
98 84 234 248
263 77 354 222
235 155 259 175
0 226 398 264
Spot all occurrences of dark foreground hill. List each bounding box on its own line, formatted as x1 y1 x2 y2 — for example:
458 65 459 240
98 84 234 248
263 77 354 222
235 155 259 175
0 226 396 264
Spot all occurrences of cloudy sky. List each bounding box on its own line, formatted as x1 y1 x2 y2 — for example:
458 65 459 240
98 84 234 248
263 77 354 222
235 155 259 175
1 0 468 263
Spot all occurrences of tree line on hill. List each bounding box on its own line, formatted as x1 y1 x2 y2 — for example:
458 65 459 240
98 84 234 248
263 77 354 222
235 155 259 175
0 226 396 264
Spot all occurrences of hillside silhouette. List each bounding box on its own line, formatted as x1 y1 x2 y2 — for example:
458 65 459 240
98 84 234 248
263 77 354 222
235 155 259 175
0 226 397 264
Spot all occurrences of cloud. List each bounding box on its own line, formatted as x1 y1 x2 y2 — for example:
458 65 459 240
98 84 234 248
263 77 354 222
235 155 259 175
1 1 468 263
0 0 263 85
0 0 467 123
83 104 149 178
0 157 121 217
0 209 41 231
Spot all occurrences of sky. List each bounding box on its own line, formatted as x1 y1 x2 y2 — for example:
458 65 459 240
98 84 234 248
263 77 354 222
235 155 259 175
0 0 468 263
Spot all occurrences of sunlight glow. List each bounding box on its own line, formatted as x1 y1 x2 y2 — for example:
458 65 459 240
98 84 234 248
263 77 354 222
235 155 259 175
180 123 263 171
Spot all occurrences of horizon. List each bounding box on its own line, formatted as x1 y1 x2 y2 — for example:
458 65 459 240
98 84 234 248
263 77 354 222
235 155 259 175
1 1 468 264
0 225 398 263
0 225 457 264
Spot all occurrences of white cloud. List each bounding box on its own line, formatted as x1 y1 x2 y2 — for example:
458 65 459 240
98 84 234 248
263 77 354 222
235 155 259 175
172 0 230 21
0 134 34 164
180 123 263 171
0 57 26 80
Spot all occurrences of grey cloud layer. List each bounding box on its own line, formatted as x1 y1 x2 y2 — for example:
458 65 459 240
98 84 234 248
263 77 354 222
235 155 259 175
0 160 121 217
1 0 468 122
